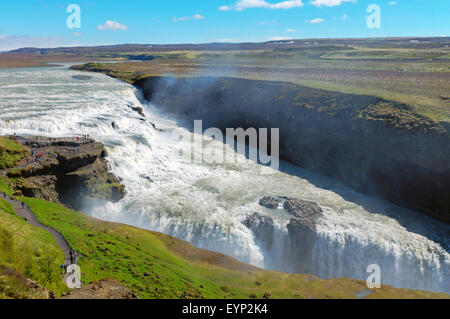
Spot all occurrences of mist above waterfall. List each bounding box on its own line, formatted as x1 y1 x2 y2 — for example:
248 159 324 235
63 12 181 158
0 65 448 294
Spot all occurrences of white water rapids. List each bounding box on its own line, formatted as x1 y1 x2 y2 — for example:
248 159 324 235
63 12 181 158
0 65 448 293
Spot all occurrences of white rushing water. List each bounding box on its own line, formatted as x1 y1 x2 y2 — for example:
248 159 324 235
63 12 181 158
0 65 448 293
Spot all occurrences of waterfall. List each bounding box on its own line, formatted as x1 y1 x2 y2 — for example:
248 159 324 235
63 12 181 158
0 65 448 293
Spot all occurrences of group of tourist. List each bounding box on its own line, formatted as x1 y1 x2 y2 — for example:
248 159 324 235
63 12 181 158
76 134 90 141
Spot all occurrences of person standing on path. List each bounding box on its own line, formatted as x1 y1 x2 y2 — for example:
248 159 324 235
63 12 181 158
21 201 25 209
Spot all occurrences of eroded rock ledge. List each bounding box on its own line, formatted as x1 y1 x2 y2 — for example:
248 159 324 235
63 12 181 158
244 196 324 273
255 196 324 232
3 135 125 209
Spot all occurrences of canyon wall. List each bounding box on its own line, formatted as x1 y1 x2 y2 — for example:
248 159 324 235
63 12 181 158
135 76 450 223
6 136 125 209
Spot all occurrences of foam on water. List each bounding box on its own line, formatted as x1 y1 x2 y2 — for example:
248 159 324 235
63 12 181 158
0 65 448 293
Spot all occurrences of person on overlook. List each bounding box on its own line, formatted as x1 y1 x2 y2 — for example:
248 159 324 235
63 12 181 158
61 264 66 274
69 250 75 265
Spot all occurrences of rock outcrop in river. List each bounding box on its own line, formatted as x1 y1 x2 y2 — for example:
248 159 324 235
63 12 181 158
245 196 324 273
4 136 125 209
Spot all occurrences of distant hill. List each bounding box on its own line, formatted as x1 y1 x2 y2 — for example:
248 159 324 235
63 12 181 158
7 37 450 55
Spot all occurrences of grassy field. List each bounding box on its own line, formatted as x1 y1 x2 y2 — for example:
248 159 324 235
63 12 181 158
16 196 448 299
0 52 124 69
0 197 68 298
1 38 448 122
0 137 29 170
72 45 450 123
0 138 66 299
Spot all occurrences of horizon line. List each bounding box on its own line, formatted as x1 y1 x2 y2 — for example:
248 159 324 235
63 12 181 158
2 35 449 53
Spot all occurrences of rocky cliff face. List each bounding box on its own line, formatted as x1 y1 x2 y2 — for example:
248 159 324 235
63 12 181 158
136 76 450 223
4 136 125 209
245 196 324 273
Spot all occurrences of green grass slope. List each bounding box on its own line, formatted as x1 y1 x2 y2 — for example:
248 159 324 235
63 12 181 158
0 137 29 170
17 196 449 299
0 198 67 299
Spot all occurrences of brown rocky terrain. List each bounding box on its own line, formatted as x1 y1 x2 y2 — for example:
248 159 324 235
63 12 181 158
0 265 56 299
2 135 125 209
60 279 139 299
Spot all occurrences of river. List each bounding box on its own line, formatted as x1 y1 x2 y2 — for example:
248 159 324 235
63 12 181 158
0 65 448 293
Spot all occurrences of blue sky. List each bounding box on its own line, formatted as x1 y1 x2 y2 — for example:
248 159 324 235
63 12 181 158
0 0 449 50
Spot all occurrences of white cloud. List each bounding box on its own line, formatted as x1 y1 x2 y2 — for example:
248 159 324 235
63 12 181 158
173 14 205 21
219 5 233 11
219 0 304 11
388 1 397 5
309 18 324 23
193 14 205 19
310 0 356 7
341 14 348 20
97 20 128 31
73 32 82 36
285 28 296 32
269 36 292 41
